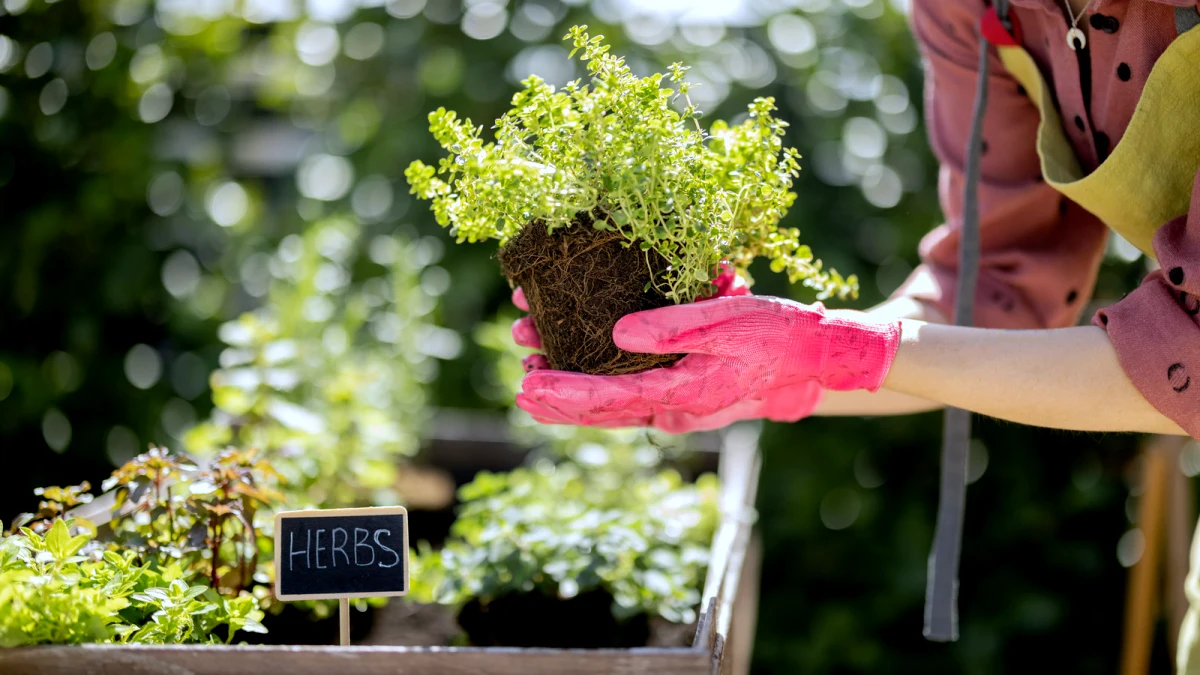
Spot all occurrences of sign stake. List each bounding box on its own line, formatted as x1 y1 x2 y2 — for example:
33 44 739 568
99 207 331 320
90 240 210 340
273 506 409 648
339 598 350 647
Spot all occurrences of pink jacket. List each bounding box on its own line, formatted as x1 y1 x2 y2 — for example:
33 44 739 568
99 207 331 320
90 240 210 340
897 0 1200 437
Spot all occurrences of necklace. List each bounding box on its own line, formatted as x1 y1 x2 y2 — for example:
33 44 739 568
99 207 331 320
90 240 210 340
1063 0 1087 50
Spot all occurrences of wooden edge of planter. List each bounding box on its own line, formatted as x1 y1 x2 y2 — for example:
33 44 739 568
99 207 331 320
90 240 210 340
694 423 763 663
0 644 713 675
726 533 764 675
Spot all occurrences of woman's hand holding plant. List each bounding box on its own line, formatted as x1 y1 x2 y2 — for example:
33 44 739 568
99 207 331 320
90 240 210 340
511 269 899 432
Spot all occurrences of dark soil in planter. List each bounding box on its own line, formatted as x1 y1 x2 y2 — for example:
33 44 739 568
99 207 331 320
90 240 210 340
363 593 696 649
253 603 379 645
498 211 680 375
458 589 648 648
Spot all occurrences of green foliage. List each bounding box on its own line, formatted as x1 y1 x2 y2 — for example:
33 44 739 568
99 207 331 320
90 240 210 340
0 520 144 646
0 446 278 646
183 219 440 509
102 446 282 595
411 462 718 625
0 519 265 646
407 27 856 303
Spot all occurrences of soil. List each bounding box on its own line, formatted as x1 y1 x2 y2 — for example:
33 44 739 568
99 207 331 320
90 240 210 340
498 211 680 375
362 593 697 649
256 595 696 649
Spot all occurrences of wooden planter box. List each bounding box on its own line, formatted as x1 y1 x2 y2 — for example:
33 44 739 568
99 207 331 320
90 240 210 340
0 419 763 675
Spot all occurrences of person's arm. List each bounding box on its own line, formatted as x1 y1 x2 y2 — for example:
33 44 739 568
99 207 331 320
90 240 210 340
514 292 1191 436
812 0 1110 419
882 320 1187 435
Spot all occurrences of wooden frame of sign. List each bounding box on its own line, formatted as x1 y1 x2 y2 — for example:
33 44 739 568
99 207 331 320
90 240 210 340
0 421 761 675
273 506 410 601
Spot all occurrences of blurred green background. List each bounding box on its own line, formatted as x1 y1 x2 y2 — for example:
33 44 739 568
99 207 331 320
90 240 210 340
0 0 1171 671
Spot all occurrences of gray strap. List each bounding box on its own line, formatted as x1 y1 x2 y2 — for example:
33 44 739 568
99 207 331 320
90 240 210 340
1177 5 1200 35
923 0 1007 644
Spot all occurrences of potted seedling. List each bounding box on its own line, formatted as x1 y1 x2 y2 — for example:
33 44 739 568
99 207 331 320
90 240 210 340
407 26 855 374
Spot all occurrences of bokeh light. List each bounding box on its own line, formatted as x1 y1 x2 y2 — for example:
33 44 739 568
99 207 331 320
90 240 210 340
124 344 164 390
41 408 71 453
206 181 250 226
298 153 354 201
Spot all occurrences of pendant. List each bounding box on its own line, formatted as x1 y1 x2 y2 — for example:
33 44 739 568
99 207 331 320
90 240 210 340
1067 26 1086 50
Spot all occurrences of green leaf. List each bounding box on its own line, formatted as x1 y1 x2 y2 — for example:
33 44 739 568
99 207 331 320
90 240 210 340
45 520 70 562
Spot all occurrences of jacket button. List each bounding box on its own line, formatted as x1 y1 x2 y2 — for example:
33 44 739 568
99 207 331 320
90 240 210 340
1089 14 1119 34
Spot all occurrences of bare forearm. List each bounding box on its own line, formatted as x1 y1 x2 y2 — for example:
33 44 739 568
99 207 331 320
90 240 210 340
815 388 942 416
882 321 1186 435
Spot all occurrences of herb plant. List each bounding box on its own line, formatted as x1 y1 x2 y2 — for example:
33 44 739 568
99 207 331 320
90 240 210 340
406 26 856 303
0 522 267 646
411 461 718 626
0 448 278 646
102 446 282 594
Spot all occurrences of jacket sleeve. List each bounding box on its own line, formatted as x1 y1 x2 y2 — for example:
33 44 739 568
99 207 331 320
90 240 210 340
894 0 1109 329
1094 170 1200 438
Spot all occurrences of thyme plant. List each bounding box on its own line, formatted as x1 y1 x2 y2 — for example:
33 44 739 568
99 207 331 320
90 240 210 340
406 26 857 303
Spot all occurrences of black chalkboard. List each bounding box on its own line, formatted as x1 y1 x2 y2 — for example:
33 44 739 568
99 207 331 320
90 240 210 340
273 507 409 601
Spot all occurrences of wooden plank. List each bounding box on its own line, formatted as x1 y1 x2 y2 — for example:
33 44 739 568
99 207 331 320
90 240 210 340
700 424 760 609
1168 439 1195 659
692 597 717 651
712 426 762 632
0 644 711 675
1121 437 1173 675
726 533 763 675
695 423 762 675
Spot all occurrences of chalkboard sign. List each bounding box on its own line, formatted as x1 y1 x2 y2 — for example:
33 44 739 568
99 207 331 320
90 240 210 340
273 506 409 601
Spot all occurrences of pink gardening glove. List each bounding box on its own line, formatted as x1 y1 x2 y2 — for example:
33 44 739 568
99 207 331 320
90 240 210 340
510 264 752 372
514 296 901 432
510 267 827 432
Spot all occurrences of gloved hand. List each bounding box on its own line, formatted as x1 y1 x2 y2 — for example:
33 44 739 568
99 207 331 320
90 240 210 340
514 295 900 431
510 264 750 371
512 267 815 432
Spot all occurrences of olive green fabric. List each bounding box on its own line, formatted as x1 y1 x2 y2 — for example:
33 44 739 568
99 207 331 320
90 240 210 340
994 26 1200 257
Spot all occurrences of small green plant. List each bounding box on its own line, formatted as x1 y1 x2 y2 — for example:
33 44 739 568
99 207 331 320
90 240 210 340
102 446 283 594
0 448 278 646
411 461 719 627
406 26 855 303
0 521 267 646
